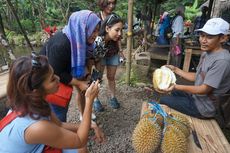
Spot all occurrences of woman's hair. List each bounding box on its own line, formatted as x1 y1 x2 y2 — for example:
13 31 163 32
175 5 185 15
7 53 51 119
97 0 117 10
99 13 123 36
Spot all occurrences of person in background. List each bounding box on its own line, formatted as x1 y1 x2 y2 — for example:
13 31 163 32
160 18 230 119
39 10 105 149
170 4 185 68
193 6 209 36
88 13 123 112
97 0 116 21
157 11 170 45
88 0 124 112
0 54 101 153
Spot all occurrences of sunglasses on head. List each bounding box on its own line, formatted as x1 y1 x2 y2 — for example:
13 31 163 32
106 14 120 25
29 52 42 90
31 51 41 68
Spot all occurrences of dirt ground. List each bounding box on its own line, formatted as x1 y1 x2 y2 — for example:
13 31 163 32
67 66 159 153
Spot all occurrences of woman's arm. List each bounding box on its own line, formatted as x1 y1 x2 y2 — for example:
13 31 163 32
69 78 89 91
25 81 100 149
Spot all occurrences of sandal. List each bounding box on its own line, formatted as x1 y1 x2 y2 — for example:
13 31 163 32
108 97 120 109
93 99 104 112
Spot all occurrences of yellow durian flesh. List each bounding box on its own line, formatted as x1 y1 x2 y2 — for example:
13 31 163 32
153 66 176 91
132 118 162 153
161 66 176 84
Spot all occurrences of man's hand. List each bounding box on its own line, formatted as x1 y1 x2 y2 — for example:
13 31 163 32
158 84 176 93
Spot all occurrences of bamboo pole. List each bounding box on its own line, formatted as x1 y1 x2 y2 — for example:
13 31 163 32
125 0 134 84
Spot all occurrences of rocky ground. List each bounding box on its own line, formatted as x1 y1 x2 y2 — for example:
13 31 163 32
67 66 158 153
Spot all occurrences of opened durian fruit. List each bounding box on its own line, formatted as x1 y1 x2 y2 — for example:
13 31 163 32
153 66 176 91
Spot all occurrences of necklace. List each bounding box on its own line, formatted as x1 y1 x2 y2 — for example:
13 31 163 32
100 11 108 21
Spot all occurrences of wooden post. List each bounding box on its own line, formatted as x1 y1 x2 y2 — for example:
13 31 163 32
207 0 214 19
125 0 134 84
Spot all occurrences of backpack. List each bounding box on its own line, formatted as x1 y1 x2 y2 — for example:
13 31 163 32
211 90 230 129
164 15 178 40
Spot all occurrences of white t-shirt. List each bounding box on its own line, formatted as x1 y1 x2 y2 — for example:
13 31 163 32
172 16 184 38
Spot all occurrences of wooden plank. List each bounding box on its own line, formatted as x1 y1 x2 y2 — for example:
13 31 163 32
151 44 170 48
185 45 201 50
140 102 230 153
0 72 8 99
183 48 192 72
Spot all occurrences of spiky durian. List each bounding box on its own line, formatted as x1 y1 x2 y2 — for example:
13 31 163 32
165 116 190 138
132 118 162 153
142 111 164 129
161 125 188 153
170 112 191 132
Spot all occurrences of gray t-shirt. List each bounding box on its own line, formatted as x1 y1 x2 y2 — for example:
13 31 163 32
193 49 230 117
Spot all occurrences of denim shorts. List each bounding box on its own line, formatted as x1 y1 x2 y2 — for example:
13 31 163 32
101 54 120 66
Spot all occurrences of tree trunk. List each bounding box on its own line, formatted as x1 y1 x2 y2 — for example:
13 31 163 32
0 13 16 64
28 0 36 32
0 13 6 37
6 0 34 51
37 0 47 29
126 0 134 84
0 34 16 66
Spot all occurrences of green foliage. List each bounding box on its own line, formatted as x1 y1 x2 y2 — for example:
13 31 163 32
185 0 201 20
114 1 128 20
20 19 34 32
118 67 139 86
161 0 206 17
13 35 25 46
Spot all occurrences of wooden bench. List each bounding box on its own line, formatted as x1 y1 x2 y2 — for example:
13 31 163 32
140 102 230 153
147 44 171 65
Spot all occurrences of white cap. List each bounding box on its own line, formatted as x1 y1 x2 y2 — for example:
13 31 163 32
196 18 230 35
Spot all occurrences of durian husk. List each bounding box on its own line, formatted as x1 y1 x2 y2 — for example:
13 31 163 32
142 111 164 129
170 112 191 136
165 117 190 138
132 118 162 153
161 125 188 153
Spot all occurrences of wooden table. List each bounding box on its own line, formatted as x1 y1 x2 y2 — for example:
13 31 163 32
140 102 230 153
183 45 202 72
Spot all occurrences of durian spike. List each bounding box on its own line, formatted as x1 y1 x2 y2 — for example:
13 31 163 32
169 112 191 130
165 116 190 138
132 118 162 153
162 125 188 153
